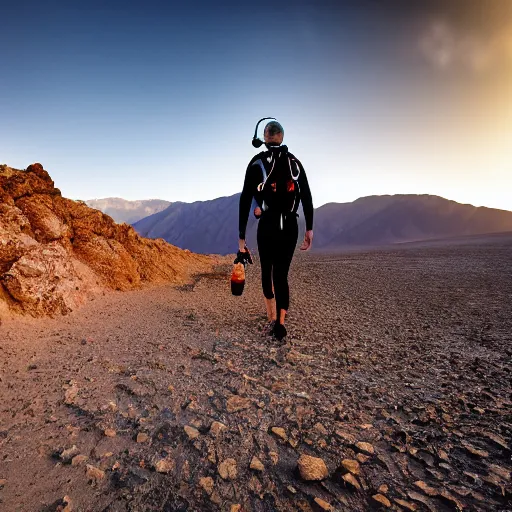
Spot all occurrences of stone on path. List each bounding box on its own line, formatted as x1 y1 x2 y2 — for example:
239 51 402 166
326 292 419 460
199 476 214 495
314 497 332 510
250 456 264 471
71 455 88 466
372 494 391 507
297 454 329 481
155 458 174 473
226 395 251 413
218 458 238 480
60 445 80 463
342 473 361 490
355 441 374 455
86 465 105 483
341 459 360 475
210 421 227 436
271 427 288 441
184 425 200 440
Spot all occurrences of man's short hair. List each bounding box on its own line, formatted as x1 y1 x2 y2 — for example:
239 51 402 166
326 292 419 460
264 121 284 136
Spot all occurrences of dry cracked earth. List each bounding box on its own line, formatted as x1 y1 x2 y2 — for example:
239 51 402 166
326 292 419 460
0 233 511 512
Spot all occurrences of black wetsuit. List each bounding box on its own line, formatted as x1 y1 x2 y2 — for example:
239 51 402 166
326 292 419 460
239 146 313 313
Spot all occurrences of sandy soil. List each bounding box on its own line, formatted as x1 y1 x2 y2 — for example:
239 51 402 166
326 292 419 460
0 234 511 511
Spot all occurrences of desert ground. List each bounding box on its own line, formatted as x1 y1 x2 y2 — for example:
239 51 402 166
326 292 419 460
0 233 511 511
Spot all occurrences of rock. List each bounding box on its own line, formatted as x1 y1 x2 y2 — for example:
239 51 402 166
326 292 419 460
355 442 374 455
0 479 6 488
461 441 489 458
269 451 279 465
0 164 216 317
438 449 449 461
297 454 329 481
356 453 370 464
60 445 80 462
218 458 237 480
104 428 116 438
64 385 79 405
230 505 241 512
313 423 328 435
136 433 149 443
314 498 332 510
378 484 389 494
86 465 105 483
342 473 361 490
209 421 227 436
414 480 438 496
250 456 264 471
372 494 391 507
297 500 314 512
341 459 360 475
393 499 417 511
226 395 251 413
336 430 356 444
62 495 72 512
199 476 214 495
488 464 511 481
271 427 288 441
155 458 175 474
184 425 200 440
71 455 88 466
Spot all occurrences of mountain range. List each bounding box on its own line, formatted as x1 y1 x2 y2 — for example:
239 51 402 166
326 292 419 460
85 198 171 224
131 193 512 254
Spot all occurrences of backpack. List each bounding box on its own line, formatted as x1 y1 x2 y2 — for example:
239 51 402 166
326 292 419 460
254 146 301 217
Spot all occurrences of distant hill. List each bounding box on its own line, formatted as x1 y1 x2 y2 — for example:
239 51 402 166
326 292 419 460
133 193 512 255
133 195 259 255
85 198 171 224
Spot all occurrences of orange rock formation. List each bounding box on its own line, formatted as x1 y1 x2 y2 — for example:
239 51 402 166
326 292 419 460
0 163 218 317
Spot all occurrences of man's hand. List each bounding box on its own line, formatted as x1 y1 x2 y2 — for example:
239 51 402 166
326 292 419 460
253 206 262 218
238 239 247 253
300 230 313 251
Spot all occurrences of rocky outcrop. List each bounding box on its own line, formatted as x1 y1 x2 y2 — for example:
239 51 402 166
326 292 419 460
0 163 218 317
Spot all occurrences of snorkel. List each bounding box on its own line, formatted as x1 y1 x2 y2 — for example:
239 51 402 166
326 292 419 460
252 117 284 149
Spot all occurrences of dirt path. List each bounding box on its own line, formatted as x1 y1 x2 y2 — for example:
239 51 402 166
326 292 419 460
1 236 511 511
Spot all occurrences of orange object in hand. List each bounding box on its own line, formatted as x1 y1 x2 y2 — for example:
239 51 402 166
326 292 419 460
231 248 252 296
230 262 245 296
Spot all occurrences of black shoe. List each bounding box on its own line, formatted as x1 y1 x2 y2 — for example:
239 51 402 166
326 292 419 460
273 323 287 341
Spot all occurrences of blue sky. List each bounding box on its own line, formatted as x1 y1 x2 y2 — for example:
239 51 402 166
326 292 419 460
1 0 511 210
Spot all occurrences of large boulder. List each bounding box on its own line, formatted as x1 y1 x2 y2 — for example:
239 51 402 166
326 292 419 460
2 242 99 316
0 163 219 317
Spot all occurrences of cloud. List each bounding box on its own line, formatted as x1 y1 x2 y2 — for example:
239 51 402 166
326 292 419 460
419 21 512 73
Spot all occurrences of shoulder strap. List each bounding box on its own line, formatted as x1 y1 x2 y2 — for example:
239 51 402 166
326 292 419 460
288 157 301 180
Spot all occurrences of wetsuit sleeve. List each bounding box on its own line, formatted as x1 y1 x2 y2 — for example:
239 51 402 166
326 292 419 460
239 159 260 239
297 160 314 231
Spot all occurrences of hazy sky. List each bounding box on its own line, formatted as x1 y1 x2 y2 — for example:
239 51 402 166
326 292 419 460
1 0 511 210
